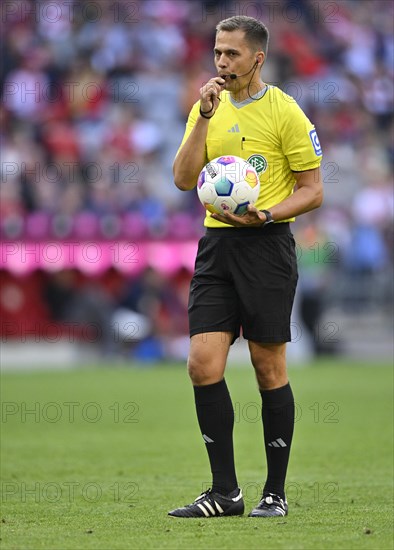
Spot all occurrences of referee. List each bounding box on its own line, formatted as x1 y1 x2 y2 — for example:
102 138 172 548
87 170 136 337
169 15 323 518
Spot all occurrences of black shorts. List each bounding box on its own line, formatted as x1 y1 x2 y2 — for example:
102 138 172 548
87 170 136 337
188 223 298 344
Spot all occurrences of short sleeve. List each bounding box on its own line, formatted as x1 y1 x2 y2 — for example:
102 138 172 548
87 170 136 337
175 101 201 157
279 95 323 171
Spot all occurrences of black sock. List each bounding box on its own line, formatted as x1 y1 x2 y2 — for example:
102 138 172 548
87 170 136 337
194 379 238 496
260 383 294 500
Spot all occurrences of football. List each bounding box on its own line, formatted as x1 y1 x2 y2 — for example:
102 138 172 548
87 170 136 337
196 155 260 215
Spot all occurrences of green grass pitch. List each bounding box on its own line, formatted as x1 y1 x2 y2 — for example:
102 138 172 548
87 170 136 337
1 360 393 549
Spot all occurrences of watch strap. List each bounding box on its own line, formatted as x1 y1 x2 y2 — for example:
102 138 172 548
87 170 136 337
260 209 274 226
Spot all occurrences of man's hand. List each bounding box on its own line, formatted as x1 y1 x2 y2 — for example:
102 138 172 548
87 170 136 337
200 77 225 116
211 204 266 226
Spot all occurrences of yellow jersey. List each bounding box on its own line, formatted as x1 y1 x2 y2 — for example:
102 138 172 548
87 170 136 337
177 85 323 228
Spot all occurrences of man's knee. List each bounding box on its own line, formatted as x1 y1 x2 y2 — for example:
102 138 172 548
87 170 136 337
187 332 231 386
187 352 224 386
254 365 285 389
249 342 288 390
187 353 204 384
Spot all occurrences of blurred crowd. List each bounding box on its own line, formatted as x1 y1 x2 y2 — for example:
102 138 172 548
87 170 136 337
1 0 393 359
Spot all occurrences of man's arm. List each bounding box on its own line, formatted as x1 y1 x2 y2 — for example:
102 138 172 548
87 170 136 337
211 167 324 226
173 77 225 191
173 117 210 191
268 167 324 220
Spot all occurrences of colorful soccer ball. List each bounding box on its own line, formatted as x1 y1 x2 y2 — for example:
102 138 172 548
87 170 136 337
197 156 260 216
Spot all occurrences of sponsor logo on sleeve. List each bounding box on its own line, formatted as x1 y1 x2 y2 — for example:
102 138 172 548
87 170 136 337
309 129 322 156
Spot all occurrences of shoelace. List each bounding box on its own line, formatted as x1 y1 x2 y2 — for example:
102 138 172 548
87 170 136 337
194 489 214 503
259 493 284 507
185 489 212 507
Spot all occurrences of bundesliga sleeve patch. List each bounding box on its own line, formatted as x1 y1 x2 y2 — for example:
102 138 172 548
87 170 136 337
309 129 322 156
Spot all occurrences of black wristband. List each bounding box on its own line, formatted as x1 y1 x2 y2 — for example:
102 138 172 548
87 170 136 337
200 102 214 114
199 107 214 119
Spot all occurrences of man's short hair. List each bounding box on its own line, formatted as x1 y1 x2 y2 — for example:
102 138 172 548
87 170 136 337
216 16 269 56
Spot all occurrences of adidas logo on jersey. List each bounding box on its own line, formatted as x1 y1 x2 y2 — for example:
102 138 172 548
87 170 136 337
227 123 240 133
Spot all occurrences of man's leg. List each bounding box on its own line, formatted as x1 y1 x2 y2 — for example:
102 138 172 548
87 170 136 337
248 341 295 517
188 331 238 495
168 331 244 517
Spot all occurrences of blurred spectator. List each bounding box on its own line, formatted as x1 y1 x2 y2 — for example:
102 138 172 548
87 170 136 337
43 269 116 355
1 0 392 233
116 266 188 360
295 218 341 355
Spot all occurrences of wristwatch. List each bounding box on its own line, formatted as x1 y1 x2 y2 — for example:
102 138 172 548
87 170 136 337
260 209 274 226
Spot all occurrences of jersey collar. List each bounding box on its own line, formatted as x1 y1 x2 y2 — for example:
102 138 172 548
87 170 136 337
229 85 269 109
